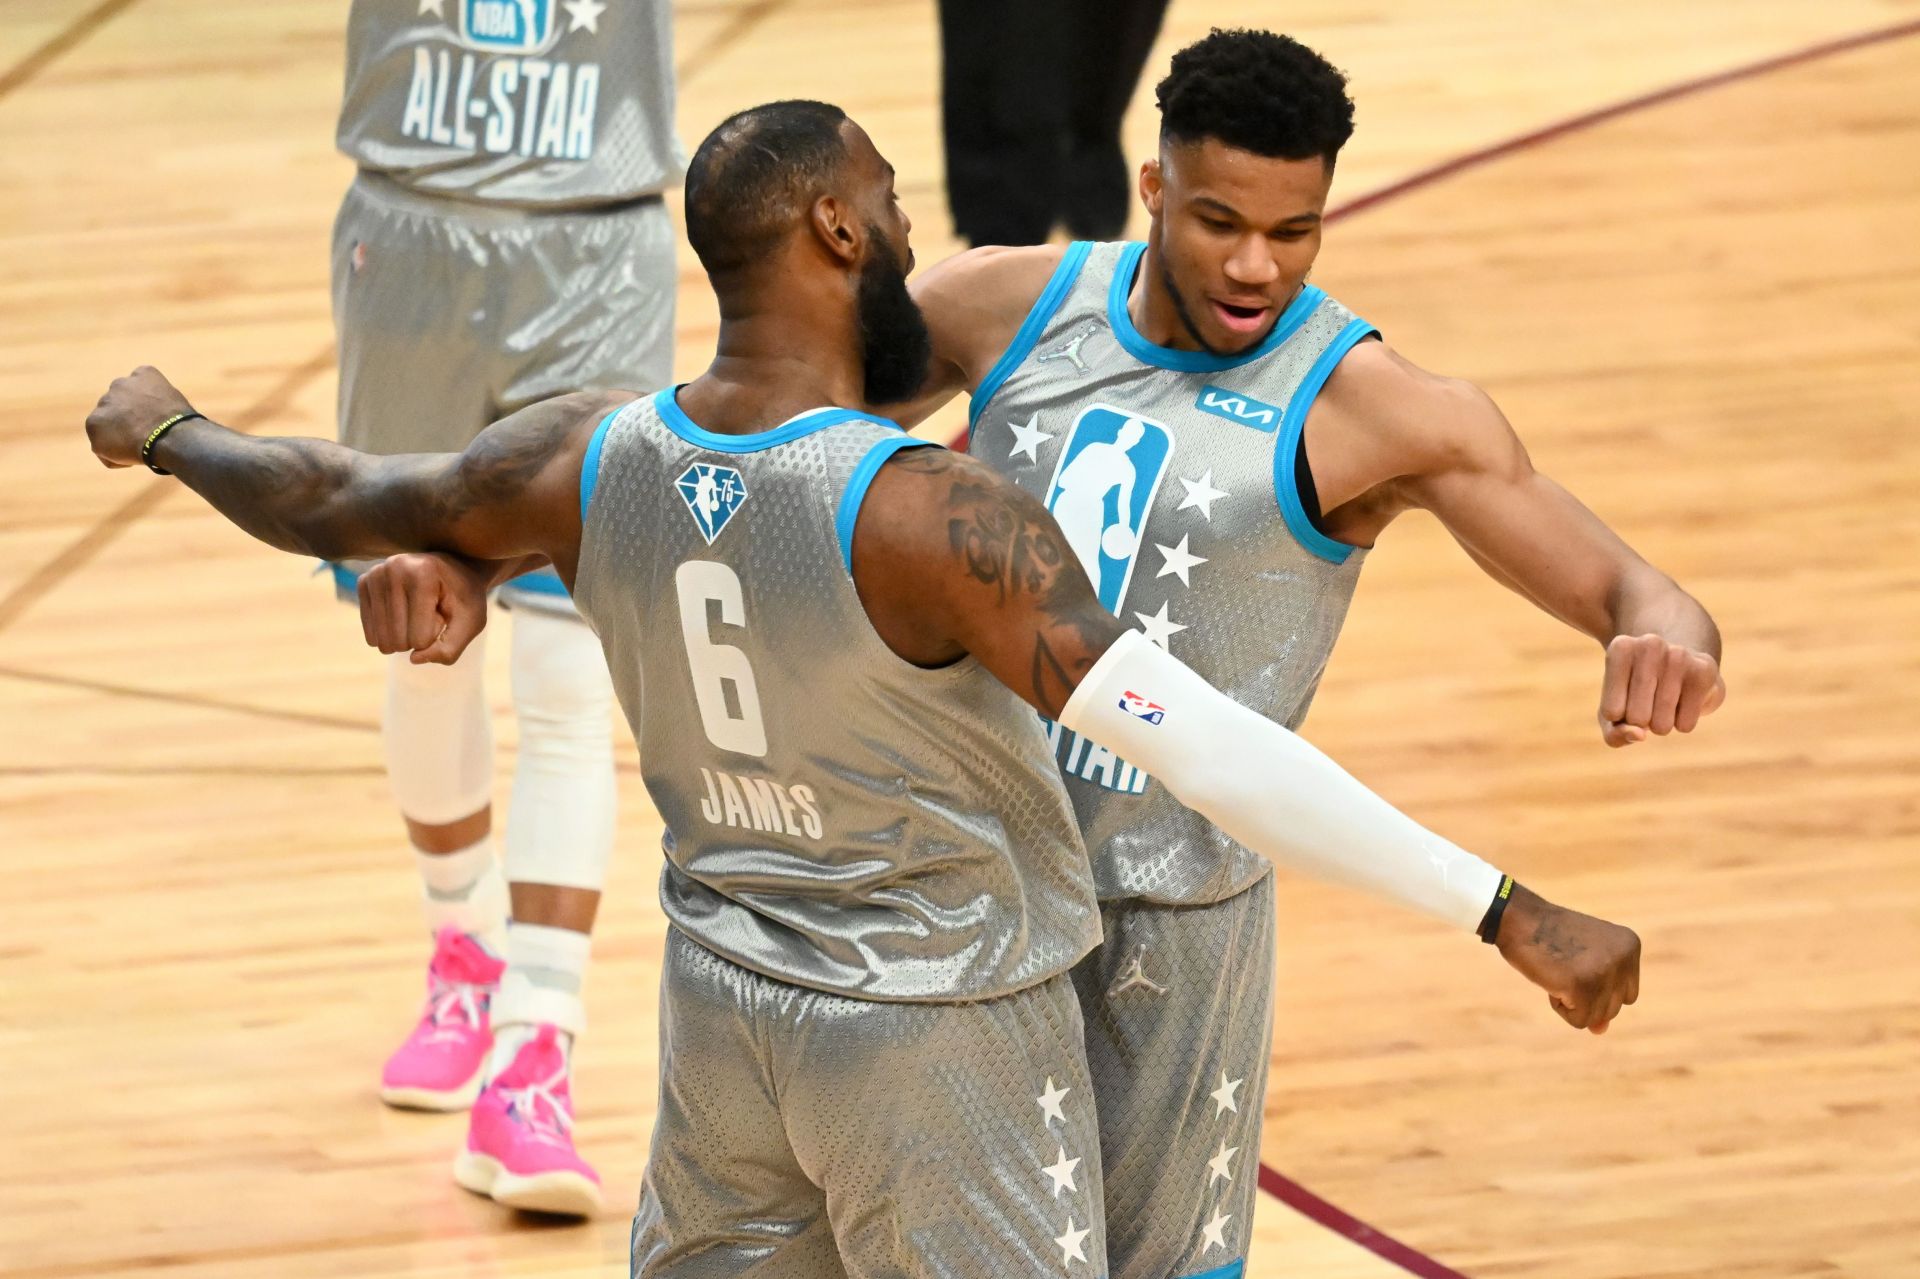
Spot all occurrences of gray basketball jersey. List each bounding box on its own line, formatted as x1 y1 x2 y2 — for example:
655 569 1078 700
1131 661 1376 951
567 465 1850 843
337 0 680 208
573 389 1103 1002
968 240 1377 906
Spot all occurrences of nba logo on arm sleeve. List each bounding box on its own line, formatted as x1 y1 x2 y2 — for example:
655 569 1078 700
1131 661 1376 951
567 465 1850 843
1118 691 1166 725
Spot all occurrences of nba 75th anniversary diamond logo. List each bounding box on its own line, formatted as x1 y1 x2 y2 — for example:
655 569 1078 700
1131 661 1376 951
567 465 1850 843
676 464 748 545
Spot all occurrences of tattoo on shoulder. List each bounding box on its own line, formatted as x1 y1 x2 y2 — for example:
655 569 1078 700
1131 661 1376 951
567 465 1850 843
921 450 1114 710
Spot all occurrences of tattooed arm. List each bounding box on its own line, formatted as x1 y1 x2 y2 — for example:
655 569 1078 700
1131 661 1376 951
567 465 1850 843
853 446 1642 1032
83 366 628 583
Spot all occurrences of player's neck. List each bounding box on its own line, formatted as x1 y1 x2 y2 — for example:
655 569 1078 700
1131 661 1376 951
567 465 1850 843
685 300 868 432
1127 241 1207 354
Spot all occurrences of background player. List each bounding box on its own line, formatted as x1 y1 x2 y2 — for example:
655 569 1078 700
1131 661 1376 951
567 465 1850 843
85 100 1641 1276
889 28 1726 1279
327 0 680 1212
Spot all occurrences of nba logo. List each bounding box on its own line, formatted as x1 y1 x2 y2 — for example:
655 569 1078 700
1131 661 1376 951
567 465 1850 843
1042 405 1175 611
675 463 749 544
461 0 556 53
1118 691 1166 725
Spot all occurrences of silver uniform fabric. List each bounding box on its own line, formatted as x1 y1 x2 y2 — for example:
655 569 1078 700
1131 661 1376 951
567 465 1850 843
329 171 675 615
968 239 1374 907
632 928 1108 1279
337 0 680 209
572 394 1103 1002
1068 876 1274 1279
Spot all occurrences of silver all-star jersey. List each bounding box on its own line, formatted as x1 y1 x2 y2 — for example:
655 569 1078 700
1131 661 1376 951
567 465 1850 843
337 0 680 209
573 389 1103 1002
968 240 1377 906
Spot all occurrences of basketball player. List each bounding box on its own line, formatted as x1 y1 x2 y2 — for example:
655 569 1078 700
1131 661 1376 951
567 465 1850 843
86 102 1641 1276
327 0 679 1211
854 29 1722 1279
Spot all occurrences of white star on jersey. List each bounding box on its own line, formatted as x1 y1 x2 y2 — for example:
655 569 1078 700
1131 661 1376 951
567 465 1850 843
1042 1146 1081 1196
1054 1217 1091 1267
1008 414 1053 463
563 0 607 32
1200 1208 1232 1254
417 0 445 15
1135 600 1188 650
1176 469 1229 520
1036 1077 1071 1127
1207 1140 1238 1187
1210 1070 1242 1118
1154 533 1207 586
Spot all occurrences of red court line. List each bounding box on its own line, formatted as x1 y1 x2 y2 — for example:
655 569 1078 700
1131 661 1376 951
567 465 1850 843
946 16 1920 1276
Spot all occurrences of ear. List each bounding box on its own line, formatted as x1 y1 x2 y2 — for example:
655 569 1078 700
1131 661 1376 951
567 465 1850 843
1139 158 1164 219
808 193 862 267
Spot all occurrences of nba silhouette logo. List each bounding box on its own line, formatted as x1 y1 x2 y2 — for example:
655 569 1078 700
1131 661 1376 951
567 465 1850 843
1118 691 1166 725
675 463 749 544
1043 405 1175 611
461 0 555 52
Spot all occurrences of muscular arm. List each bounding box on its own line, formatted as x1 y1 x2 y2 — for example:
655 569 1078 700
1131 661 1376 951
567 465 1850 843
877 245 1066 429
84 367 623 584
1316 343 1723 743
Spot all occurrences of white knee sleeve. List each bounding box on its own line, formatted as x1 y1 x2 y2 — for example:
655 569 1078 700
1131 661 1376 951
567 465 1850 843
382 632 494 826
502 609 617 892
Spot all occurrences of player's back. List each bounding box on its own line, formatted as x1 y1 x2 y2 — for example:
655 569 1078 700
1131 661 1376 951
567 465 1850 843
968 239 1379 905
573 389 1102 1001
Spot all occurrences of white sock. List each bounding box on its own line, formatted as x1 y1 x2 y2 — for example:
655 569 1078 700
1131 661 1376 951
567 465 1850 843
490 923 590 1077
414 838 509 955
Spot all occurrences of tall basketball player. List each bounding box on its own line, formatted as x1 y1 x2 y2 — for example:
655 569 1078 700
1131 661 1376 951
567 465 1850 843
328 0 679 1210
877 29 1725 1279
86 102 1641 1275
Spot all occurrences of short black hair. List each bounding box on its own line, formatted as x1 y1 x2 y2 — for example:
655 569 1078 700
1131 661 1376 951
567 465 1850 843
685 100 850 276
1156 29 1355 166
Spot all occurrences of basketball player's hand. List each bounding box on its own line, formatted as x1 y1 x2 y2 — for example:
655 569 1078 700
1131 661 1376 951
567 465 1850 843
357 553 491 665
84 366 195 468
1598 633 1724 748
1495 884 1640 1034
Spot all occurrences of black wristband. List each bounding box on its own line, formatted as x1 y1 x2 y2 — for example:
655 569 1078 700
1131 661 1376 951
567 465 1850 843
1477 874 1517 944
141 411 205 475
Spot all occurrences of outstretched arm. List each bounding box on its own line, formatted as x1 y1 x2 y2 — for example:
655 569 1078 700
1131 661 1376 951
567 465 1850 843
854 447 1641 1032
83 366 624 582
1323 343 1723 746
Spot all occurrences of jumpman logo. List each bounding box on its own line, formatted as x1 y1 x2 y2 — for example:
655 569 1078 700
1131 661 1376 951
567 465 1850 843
1108 944 1168 996
1037 329 1094 372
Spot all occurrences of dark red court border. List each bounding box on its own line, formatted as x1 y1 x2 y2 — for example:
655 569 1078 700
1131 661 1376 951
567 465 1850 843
949 17 1920 1277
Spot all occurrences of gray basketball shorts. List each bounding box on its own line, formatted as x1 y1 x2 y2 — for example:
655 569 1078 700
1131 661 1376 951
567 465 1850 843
632 928 1109 1279
1069 871 1276 1279
328 170 675 617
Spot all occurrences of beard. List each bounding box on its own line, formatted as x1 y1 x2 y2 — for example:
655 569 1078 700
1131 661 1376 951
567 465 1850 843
1158 250 1233 358
856 224 933 406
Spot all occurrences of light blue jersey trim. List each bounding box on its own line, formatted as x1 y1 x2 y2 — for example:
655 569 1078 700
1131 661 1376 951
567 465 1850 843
655 386 901 453
328 562 359 601
1177 1261 1245 1279
967 240 1095 437
579 407 621 521
503 568 570 597
1272 317 1377 565
836 436 941 572
1107 241 1325 374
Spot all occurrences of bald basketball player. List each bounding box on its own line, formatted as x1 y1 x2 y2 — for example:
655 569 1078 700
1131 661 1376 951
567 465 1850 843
876 29 1725 1279
86 101 1639 1278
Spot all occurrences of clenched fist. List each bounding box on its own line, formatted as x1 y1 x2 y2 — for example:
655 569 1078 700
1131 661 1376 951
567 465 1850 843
357 553 494 665
1495 884 1641 1033
85 366 195 469
1598 633 1724 748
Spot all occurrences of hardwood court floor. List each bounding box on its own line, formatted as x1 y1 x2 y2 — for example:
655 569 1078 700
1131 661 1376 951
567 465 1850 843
2 3 1917 1277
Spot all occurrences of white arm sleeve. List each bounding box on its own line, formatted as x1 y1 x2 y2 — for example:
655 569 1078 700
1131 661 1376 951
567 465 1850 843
1060 630 1505 932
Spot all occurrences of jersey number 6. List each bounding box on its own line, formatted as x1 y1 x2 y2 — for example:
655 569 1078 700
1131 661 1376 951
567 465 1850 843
674 560 769 758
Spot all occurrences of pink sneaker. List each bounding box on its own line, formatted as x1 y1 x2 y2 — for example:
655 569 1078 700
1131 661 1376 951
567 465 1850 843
453 1024 604 1216
379 927 504 1111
